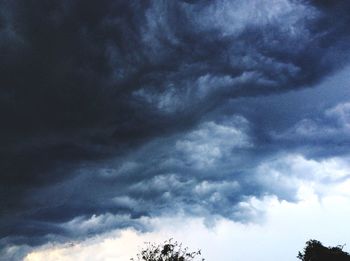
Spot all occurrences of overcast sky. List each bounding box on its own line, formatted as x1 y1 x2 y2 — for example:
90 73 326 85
1 1 350 260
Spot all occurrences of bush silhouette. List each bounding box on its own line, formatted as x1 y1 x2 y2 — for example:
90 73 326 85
298 239 350 261
131 239 204 261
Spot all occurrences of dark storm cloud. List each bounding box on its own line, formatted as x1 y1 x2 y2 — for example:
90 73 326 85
1 0 350 254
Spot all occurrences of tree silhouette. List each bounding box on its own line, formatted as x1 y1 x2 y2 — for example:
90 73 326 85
131 239 204 261
298 239 350 261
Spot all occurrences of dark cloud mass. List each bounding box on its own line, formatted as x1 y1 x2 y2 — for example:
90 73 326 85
1 0 350 256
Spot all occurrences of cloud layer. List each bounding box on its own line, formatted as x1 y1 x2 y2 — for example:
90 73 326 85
1 0 350 258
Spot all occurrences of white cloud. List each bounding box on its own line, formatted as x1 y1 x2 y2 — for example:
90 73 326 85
325 102 350 128
22 150 350 261
254 153 350 200
176 116 252 168
60 214 139 237
194 180 240 196
189 0 316 38
24 188 350 261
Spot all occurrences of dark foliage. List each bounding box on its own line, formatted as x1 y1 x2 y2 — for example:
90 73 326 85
131 239 204 261
298 240 350 261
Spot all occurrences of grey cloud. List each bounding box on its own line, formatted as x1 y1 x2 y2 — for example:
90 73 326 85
175 116 252 168
274 102 350 155
0 245 32 261
1 0 350 255
1 115 259 246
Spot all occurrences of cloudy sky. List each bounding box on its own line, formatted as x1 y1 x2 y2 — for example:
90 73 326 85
1 1 350 260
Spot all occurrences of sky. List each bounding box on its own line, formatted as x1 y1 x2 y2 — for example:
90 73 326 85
1 0 350 260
